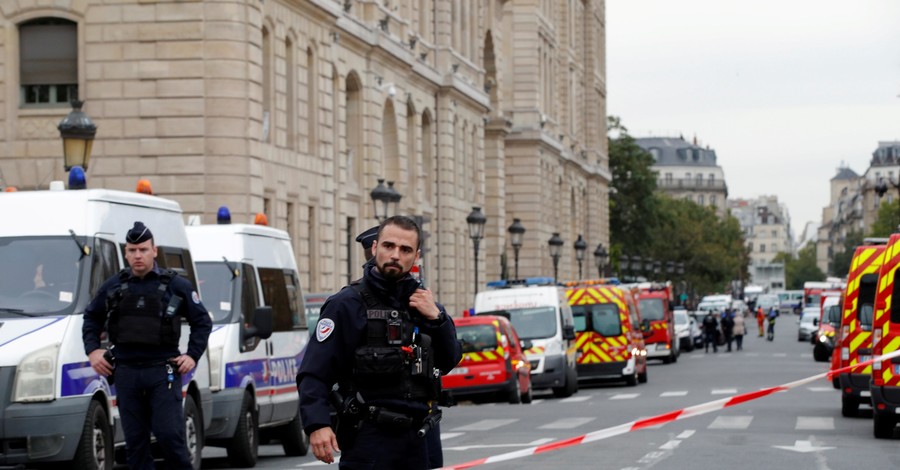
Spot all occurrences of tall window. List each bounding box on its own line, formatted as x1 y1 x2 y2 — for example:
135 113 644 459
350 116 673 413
307 47 318 154
422 110 434 203
19 18 78 106
286 38 296 150
262 26 272 142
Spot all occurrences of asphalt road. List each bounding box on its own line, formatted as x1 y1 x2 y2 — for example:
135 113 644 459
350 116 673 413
201 314 900 469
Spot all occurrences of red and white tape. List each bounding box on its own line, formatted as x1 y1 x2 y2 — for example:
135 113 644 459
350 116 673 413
442 350 900 469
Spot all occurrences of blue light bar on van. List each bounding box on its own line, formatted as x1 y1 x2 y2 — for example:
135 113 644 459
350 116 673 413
486 276 556 288
68 166 86 190
217 206 231 224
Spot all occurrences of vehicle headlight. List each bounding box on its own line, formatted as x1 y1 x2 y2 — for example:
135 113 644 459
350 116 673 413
818 335 828 344
13 343 60 403
208 346 223 392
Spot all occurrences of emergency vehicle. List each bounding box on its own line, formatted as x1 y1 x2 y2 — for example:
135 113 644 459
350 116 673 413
565 280 648 386
0 173 211 470
803 279 845 310
442 315 533 404
186 212 309 466
632 282 679 363
813 294 842 363
475 278 578 398
870 232 900 437
831 243 885 417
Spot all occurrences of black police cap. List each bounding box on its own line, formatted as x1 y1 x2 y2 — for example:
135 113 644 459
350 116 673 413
355 225 379 250
125 221 153 244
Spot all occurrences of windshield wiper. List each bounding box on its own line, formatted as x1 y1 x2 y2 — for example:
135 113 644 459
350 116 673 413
0 308 38 317
68 229 90 259
222 257 239 280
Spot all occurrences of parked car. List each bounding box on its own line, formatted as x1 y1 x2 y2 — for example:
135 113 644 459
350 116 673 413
731 299 750 317
798 307 819 341
673 308 701 352
442 315 533 404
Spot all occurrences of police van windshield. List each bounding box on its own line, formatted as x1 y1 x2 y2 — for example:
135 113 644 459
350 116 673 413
481 307 557 340
572 303 621 337
457 324 499 353
0 237 82 316
195 262 235 323
638 298 665 321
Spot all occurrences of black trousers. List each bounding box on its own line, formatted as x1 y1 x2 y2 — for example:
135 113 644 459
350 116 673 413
338 421 428 470
116 363 192 470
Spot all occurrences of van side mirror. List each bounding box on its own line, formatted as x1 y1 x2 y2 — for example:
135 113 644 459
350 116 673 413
813 318 819 326
521 339 534 350
245 306 273 340
563 325 576 341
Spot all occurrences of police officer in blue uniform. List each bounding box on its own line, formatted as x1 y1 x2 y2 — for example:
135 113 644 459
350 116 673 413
298 216 461 469
83 222 212 470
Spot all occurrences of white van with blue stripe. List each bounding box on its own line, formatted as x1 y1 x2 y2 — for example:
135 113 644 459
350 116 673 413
186 211 310 466
0 179 211 470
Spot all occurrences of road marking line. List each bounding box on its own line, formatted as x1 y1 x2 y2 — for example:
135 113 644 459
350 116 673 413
451 419 518 431
661 391 688 397
744 352 760 356
441 432 465 440
659 439 681 450
676 430 695 439
711 388 737 395
708 416 753 429
807 386 834 392
561 395 592 403
796 417 834 430
611 393 640 400
801 353 813 358
539 417 596 429
774 353 788 357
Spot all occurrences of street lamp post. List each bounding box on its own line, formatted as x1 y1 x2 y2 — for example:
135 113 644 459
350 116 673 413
618 254 629 279
574 235 587 280
594 243 608 278
386 181 401 216
630 255 642 281
507 218 525 279
548 233 564 283
466 207 487 295
57 100 97 171
370 179 392 222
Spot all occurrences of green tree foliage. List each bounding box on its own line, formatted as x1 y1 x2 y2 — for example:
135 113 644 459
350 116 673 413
829 230 864 277
869 200 900 238
773 244 825 289
607 116 749 295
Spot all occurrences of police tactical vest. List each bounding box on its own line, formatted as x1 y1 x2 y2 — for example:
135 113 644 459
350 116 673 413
107 269 182 348
345 280 441 402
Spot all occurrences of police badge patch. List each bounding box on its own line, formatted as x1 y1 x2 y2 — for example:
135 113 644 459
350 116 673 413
316 318 335 342
191 291 201 304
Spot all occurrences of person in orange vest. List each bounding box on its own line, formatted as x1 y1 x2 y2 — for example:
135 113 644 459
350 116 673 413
755 306 765 337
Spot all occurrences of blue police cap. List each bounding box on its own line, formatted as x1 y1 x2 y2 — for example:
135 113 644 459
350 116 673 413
126 221 153 244
355 225 379 250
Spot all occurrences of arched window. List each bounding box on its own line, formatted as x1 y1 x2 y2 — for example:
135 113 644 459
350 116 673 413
20 18 77 106
262 25 273 142
382 99 400 189
345 71 363 186
307 47 318 154
286 37 296 150
406 100 417 206
422 110 434 204
332 65 341 175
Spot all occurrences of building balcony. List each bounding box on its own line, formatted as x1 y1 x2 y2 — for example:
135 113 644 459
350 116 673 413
657 178 727 191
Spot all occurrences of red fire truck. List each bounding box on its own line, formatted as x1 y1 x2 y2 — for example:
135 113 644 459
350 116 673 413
631 282 679 363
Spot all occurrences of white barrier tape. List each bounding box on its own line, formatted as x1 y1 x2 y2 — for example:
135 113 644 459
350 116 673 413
442 349 900 469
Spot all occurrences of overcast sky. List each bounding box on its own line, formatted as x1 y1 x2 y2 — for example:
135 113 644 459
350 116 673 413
606 0 900 243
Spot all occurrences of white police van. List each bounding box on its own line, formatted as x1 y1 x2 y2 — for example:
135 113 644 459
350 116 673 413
0 176 211 470
186 210 309 467
474 277 578 397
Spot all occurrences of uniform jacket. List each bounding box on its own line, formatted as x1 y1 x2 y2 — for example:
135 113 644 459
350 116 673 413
296 265 462 436
82 265 212 364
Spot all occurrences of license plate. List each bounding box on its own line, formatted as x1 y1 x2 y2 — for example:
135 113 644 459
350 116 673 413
861 390 871 397
859 355 871 363
448 367 468 375
657 344 668 351
894 365 900 375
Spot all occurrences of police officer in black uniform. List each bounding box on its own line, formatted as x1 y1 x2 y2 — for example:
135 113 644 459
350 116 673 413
298 216 462 469
83 222 212 470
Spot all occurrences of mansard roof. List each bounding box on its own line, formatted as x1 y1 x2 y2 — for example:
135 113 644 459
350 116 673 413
634 136 718 167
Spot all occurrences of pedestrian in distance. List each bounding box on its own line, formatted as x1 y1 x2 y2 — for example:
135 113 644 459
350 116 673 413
702 312 719 353
767 306 778 341
297 216 463 469
82 222 212 470
732 309 745 351
721 309 735 352
756 306 766 337
355 223 446 469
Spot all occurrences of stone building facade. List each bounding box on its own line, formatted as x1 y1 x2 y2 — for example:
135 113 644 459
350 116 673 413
0 0 610 314
634 136 728 217
728 196 792 290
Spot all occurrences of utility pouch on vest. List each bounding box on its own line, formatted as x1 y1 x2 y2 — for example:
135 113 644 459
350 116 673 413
353 347 406 376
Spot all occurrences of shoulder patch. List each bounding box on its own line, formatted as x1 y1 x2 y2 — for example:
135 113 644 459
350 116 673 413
316 318 335 342
191 291 200 304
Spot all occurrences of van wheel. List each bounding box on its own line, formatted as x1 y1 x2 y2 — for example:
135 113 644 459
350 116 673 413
73 400 113 470
638 367 648 384
813 345 829 362
874 412 896 439
832 377 840 389
227 392 259 467
184 395 203 470
841 395 859 417
281 408 310 456
521 382 533 404
507 378 522 404
553 365 578 398
625 371 638 387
